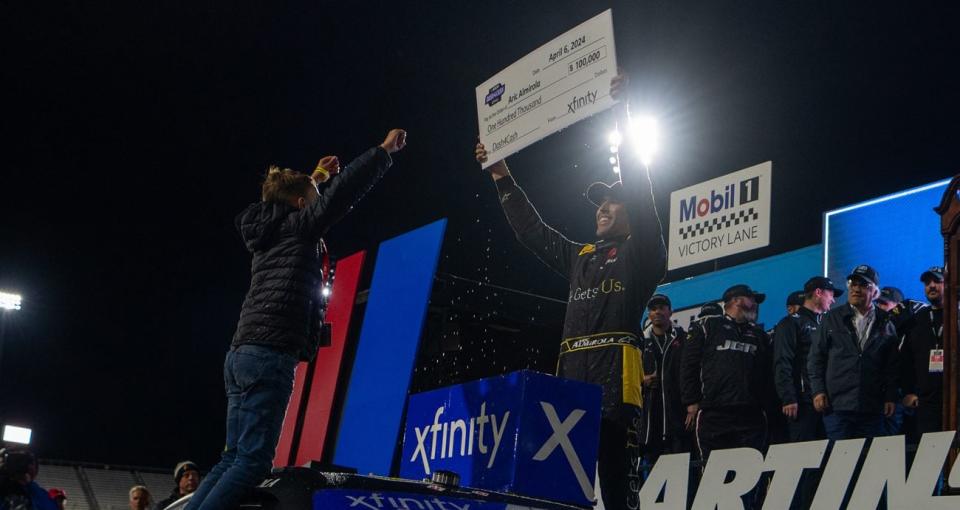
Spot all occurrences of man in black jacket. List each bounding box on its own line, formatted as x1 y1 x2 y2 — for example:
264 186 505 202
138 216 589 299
774 276 842 442
185 129 407 510
785 290 805 316
156 461 200 510
641 294 691 461
773 277 841 510
900 266 947 435
474 73 665 510
680 284 773 461
807 265 899 440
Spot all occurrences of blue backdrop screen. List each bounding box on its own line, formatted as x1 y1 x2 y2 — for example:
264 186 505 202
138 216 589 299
825 180 948 302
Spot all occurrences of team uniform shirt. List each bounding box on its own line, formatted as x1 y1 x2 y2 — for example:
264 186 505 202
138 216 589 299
641 325 687 444
680 315 774 410
900 305 945 407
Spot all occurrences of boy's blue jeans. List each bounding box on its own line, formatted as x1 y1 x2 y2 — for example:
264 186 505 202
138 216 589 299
184 345 297 510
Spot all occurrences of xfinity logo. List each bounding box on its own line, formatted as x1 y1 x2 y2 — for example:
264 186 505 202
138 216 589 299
409 403 510 474
532 402 594 501
566 89 597 115
407 401 595 501
346 493 470 510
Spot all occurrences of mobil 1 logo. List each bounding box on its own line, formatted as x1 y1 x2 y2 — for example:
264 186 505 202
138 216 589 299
667 161 772 270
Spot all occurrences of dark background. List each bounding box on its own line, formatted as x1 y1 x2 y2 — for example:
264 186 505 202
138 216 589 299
1 1 958 469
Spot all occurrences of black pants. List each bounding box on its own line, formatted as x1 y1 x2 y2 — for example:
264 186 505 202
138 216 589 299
787 402 825 442
695 406 767 460
695 407 767 509
916 399 943 435
597 416 642 510
785 403 825 510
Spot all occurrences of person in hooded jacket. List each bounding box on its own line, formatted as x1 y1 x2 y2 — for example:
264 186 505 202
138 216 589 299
185 129 407 510
641 293 691 461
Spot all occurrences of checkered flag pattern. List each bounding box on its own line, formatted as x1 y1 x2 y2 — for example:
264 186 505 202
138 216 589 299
679 208 759 240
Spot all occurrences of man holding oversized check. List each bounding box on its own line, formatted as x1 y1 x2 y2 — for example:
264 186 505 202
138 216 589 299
474 10 666 510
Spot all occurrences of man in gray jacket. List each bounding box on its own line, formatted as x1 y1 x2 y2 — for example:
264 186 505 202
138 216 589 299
807 265 899 440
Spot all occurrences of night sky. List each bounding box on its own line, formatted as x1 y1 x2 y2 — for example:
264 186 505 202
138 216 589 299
2 1 958 470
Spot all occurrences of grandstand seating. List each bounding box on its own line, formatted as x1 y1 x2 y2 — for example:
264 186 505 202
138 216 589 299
36 462 176 510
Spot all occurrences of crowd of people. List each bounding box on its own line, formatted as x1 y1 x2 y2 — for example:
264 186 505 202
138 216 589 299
0 451 201 510
639 264 951 508
475 70 957 509
3 67 954 510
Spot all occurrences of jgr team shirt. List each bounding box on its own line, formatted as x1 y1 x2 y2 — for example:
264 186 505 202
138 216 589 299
681 315 774 410
495 173 665 422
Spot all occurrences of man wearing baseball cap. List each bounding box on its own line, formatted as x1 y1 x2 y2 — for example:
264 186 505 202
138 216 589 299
46 489 66 510
769 291 805 338
807 265 899 440
773 276 841 509
697 302 722 320
875 287 905 312
785 290 805 316
641 294 692 461
900 266 947 435
680 284 774 467
474 73 665 510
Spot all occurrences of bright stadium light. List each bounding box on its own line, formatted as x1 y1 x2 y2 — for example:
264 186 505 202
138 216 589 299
629 115 659 167
3 425 32 445
607 130 623 146
321 285 332 298
0 292 21 311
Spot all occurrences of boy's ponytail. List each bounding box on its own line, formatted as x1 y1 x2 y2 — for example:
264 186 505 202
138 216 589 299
262 166 314 204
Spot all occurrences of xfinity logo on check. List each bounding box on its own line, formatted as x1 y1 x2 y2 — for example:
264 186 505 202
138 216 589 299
410 403 511 474
346 493 470 510
567 89 597 114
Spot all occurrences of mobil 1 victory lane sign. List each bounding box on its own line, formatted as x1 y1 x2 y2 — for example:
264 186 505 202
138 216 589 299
667 161 772 270
476 9 617 169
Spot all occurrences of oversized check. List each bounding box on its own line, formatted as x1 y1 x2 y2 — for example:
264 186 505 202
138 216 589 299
476 9 618 169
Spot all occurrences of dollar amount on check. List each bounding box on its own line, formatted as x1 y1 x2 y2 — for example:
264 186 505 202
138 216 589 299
476 9 618 169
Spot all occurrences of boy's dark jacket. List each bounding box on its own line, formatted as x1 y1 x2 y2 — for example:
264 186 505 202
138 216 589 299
232 147 391 361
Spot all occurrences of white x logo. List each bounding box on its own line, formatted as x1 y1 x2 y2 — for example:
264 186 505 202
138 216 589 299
532 401 594 501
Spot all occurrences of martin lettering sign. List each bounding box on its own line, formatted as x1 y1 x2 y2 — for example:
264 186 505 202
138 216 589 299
667 161 772 270
639 432 960 509
399 371 601 507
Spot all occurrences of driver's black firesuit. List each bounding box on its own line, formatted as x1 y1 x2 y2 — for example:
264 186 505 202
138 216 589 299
494 155 665 510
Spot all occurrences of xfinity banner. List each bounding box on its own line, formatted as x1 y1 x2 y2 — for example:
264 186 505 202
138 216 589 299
312 490 541 510
399 371 601 507
668 161 772 270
